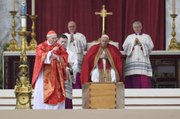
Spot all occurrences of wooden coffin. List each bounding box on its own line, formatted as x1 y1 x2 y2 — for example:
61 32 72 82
82 82 124 109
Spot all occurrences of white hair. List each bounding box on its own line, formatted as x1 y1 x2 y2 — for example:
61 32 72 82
46 34 57 39
133 21 142 27
101 34 109 40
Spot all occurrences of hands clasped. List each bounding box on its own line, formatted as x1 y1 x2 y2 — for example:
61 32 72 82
100 52 107 59
135 38 142 46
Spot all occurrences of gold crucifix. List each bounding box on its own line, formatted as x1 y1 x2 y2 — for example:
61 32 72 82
95 5 112 35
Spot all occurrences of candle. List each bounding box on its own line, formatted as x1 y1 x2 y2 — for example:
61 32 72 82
13 0 15 11
21 0 27 16
21 16 26 27
172 0 176 14
9 0 15 11
31 0 35 15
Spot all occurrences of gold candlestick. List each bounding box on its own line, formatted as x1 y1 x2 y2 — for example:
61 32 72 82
7 11 19 51
20 27 29 51
19 30 30 52
14 29 32 109
28 15 38 50
168 14 180 50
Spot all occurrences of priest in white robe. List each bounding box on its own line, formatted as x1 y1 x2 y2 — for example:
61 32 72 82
57 34 78 109
64 21 87 89
123 21 154 88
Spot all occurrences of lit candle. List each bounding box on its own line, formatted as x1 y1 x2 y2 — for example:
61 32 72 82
31 0 35 15
172 0 176 14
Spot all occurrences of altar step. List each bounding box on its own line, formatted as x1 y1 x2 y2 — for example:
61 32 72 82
1 89 180 109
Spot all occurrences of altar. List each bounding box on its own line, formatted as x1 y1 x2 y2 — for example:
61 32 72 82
2 50 180 89
2 51 35 89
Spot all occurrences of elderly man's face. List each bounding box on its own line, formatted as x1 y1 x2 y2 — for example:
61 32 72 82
47 36 57 45
68 21 76 33
133 23 142 34
100 37 109 48
57 38 67 48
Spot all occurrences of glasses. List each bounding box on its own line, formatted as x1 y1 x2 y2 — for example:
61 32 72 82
51 37 57 40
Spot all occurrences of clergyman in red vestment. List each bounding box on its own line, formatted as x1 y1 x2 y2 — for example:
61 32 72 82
32 30 68 109
80 34 123 85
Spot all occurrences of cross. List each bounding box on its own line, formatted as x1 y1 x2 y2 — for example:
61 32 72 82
95 5 113 35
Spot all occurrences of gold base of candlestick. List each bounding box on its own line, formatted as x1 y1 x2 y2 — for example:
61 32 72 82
168 37 180 50
29 39 37 50
14 72 32 109
7 39 20 51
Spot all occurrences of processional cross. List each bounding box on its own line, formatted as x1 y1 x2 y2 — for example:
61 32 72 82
95 5 112 35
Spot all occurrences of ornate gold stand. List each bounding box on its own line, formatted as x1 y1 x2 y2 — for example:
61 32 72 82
168 14 180 50
7 11 20 51
14 27 32 109
28 15 38 50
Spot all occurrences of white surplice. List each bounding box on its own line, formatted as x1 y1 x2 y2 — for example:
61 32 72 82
64 32 86 73
123 33 154 77
65 50 78 99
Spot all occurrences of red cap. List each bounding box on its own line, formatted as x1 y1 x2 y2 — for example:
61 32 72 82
46 30 57 38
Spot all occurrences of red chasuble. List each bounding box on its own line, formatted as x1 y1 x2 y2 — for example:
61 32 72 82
80 43 123 85
32 41 68 104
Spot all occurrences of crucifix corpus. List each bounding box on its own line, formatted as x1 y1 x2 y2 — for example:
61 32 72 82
95 5 112 35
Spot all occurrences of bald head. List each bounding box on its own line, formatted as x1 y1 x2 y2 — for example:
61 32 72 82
68 21 77 33
132 21 142 34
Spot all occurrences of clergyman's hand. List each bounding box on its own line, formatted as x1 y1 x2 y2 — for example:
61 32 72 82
52 46 59 52
50 53 60 62
135 38 142 46
100 53 107 59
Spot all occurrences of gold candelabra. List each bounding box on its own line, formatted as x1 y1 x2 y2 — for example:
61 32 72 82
28 15 38 50
168 14 180 50
14 27 33 109
7 11 20 51
6 14 38 51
